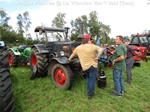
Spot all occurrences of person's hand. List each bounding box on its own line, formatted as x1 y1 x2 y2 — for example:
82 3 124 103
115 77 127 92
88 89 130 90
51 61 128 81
94 57 99 62
68 58 71 62
112 60 116 66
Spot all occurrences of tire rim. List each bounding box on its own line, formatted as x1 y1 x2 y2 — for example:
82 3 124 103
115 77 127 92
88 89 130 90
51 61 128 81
31 55 36 66
55 69 66 85
8 54 12 66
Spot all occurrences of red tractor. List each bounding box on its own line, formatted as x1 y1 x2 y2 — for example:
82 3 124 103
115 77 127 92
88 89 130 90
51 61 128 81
129 33 149 66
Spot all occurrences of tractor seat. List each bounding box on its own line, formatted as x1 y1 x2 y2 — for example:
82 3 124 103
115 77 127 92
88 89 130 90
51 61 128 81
19 45 27 50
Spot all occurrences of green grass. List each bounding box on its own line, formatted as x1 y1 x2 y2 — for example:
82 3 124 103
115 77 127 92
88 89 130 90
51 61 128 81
10 57 150 112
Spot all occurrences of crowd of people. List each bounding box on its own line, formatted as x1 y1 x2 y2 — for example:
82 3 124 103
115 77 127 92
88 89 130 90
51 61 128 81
69 34 135 99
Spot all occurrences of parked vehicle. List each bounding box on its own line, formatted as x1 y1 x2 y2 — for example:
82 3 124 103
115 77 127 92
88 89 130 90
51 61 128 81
95 38 113 68
0 41 14 112
129 33 148 66
8 45 31 67
130 33 150 56
30 25 83 90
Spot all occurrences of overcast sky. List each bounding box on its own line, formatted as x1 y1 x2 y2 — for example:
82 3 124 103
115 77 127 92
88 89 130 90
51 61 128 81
0 0 150 39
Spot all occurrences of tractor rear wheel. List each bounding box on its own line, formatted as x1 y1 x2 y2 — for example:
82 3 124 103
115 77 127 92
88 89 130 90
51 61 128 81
0 46 14 112
30 47 48 77
0 47 9 68
51 64 74 90
0 68 14 112
8 50 18 67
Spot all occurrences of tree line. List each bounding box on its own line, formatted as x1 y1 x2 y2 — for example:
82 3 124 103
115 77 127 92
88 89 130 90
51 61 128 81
0 8 130 46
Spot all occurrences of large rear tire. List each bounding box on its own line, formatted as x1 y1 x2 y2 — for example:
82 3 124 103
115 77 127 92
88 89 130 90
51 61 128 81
51 64 74 90
30 47 48 77
0 47 9 68
0 68 14 112
8 50 18 67
0 46 14 112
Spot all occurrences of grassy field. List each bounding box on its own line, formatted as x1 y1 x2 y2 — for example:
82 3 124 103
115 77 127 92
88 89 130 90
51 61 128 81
10 57 150 112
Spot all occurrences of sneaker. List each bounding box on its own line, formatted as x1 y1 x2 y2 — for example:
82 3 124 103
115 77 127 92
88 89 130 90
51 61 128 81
124 81 130 84
110 92 121 97
88 96 92 100
120 91 125 95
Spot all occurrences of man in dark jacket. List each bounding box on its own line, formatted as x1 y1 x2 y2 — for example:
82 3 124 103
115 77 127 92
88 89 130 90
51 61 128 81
123 39 135 84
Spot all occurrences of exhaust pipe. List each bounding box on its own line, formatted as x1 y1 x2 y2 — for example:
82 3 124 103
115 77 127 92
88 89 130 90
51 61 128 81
77 23 84 41
64 27 69 41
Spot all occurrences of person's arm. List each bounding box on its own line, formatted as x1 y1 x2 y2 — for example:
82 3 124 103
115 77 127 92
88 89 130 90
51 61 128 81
68 52 77 61
129 47 136 56
103 48 107 59
94 47 103 62
112 55 125 66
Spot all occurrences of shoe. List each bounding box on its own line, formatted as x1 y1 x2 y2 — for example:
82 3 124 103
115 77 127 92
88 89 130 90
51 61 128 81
110 92 121 97
124 81 130 84
88 96 92 100
120 91 125 95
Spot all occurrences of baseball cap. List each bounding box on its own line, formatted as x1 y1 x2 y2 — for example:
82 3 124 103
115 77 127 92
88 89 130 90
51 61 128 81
123 39 129 43
83 34 90 39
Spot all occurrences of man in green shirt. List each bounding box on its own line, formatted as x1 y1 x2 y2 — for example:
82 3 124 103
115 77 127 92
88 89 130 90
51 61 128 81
111 35 126 97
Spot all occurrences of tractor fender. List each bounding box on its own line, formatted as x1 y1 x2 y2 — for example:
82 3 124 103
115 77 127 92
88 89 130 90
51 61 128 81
32 44 49 54
131 46 147 59
8 48 20 55
50 57 69 64
24 47 31 56
0 41 5 46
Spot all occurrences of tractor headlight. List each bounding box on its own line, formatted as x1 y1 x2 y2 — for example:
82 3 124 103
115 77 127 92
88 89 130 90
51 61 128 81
60 51 65 56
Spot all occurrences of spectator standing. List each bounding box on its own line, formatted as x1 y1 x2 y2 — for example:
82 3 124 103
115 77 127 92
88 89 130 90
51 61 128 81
123 39 135 84
111 35 126 97
68 34 103 99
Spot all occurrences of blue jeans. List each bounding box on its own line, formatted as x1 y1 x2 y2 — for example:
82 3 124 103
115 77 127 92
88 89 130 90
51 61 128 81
85 66 97 96
113 69 124 95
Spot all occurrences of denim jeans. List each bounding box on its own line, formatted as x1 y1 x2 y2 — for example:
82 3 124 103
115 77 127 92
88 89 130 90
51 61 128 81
85 66 97 96
113 69 124 95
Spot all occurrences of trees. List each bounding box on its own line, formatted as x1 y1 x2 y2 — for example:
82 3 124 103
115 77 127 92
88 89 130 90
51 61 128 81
52 12 66 28
16 14 24 36
0 9 25 45
0 8 11 26
70 11 111 45
23 11 32 39
0 8 11 40
16 11 32 38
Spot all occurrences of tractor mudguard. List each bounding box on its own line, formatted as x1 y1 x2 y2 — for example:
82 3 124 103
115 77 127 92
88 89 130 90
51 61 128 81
0 41 5 46
32 44 49 54
51 57 69 64
9 48 20 55
24 47 31 56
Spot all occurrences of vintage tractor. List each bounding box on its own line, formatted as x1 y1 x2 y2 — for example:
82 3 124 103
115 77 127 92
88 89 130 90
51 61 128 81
95 38 113 68
8 45 31 67
0 41 14 112
30 25 83 90
147 36 150 55
130 33 149 63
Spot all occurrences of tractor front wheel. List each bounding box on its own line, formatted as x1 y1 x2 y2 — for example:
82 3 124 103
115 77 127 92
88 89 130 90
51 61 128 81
30 47 48 77
51 64 74 90
8 50 18 67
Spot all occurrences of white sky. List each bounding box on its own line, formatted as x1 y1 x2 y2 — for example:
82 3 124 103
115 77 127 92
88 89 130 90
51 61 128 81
1 0 150 39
